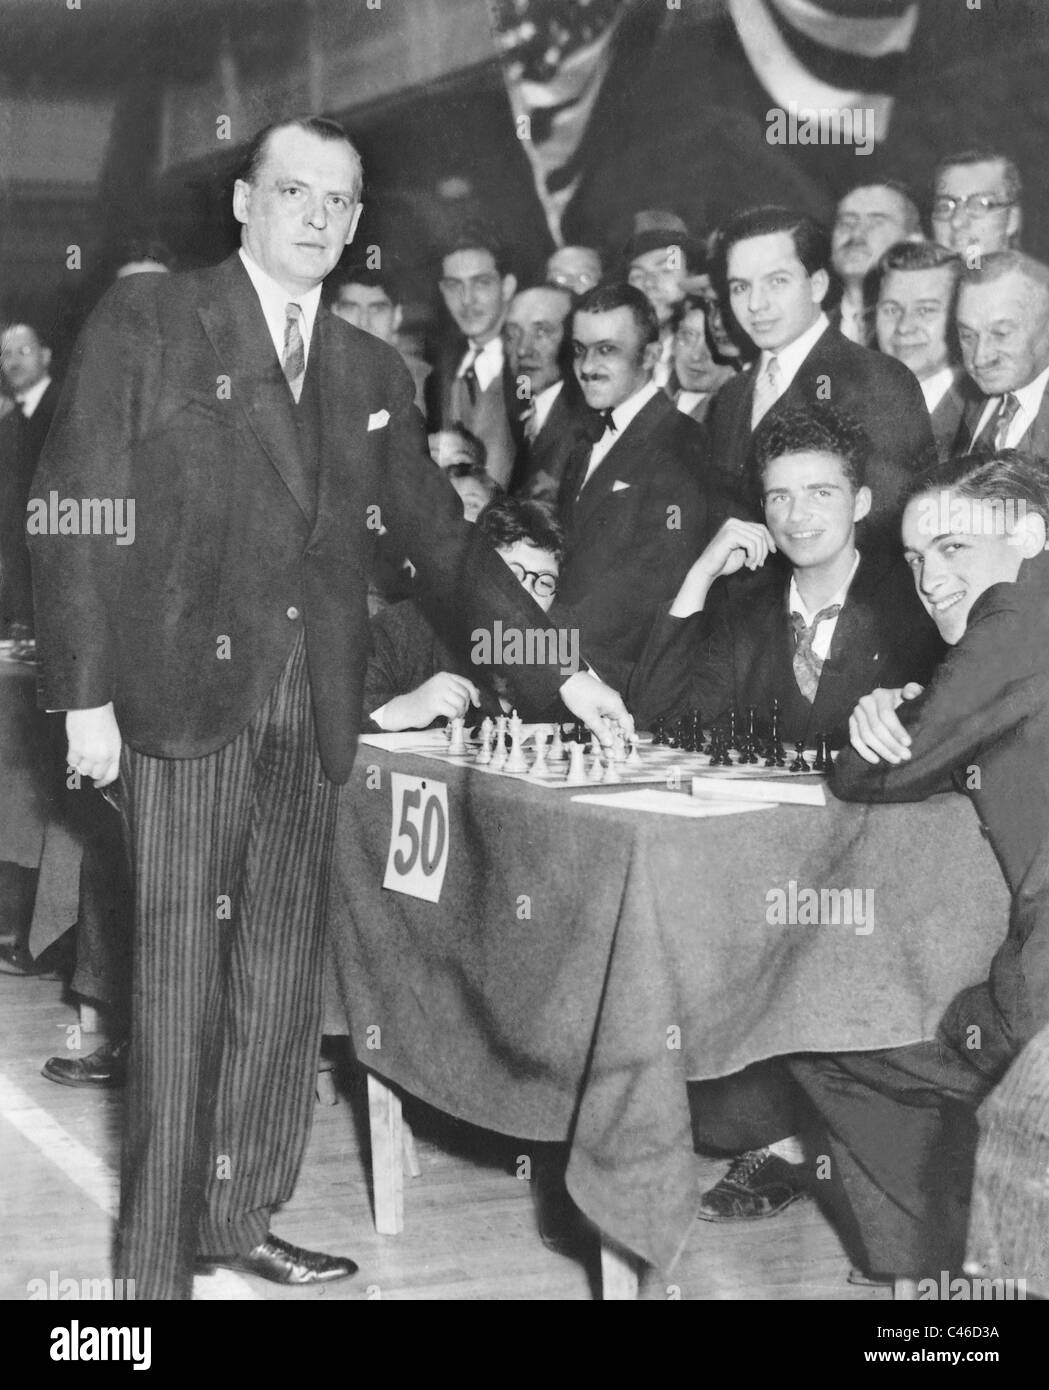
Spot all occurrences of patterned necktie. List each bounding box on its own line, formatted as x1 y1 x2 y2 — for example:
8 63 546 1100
461 349 479 406
990 391 1021 450
282 302 305 402
790 604 841 702
521 404 538 443
751 354 781 430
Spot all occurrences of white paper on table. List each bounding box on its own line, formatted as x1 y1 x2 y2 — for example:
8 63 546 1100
571 789 776 818
690 776 826 807
358 730 451 751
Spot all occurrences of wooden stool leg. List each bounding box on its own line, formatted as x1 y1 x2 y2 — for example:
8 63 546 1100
367 1074 404 1235
894 1278 919 1300
402 1118 421 1178
600 1237 640 1300
79 1004 101 1035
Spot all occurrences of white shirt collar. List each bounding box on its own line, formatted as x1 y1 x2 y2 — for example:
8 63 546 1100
920 365 957 414
16 375 52 419
674 388 708 416
759 312 829 392
789 548 861 627
532 378 564 433
973 362 1049 443
238 247 322 366
458 335 504 394
608 378 662 434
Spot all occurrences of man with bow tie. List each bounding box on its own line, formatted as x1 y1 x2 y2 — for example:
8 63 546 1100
29 116 631 1300
555 282 715 693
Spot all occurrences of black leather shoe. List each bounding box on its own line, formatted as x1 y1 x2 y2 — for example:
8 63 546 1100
696 1149 808 1222
0 943 60 979
198 1234 358 1285
42 1038 128 1088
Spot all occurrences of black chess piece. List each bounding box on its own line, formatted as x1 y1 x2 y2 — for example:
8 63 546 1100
679 715 694 753
727 707 740 751
653 716 666 747
765 699 786 767
691 709 703 753
789 741 810 773
813 731 831 773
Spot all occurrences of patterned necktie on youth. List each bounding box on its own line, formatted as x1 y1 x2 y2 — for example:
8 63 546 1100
461 349 479 406
751 354 781 430
790 604 842 703
282 302 305 403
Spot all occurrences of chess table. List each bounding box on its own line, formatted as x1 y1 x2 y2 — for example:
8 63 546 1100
327 737 1010 1297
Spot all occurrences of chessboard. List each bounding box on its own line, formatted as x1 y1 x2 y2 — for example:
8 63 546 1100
359 719 828 797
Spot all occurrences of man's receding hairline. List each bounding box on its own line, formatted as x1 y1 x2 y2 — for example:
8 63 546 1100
251 121 362 193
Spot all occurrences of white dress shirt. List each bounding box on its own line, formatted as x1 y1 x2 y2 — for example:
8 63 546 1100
971 363 1049 448
920 365 957 414
674 388 708 417
457 335 504 393
15 375 52 419
580 379 662 489
754 313 830 403
788 549 861 661
531 378 564 435
238 248 321 366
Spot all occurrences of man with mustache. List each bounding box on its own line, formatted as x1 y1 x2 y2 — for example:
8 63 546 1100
953 251 1049 458
830 181 921 346
555 283 715 692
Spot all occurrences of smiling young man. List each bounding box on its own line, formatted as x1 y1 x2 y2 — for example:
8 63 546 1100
631 403 943 1223
708 206 933 541
428 230 518 487
873 240 970 463
29 115 630 1300
781 450 1049 1284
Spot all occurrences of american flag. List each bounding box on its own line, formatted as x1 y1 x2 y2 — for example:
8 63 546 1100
487 0 920 243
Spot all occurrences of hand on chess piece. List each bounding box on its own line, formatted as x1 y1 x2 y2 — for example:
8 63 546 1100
559 671 635 751
378 671 481 732
848 682 924 765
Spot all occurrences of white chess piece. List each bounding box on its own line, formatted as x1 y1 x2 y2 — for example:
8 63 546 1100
448 717 466 755
626 735 642 766
505 719 529 773
549 723 565 762
476 719 494 765
567 740 587 782
588 749 605 782
528 730 549 777
602 755 622 783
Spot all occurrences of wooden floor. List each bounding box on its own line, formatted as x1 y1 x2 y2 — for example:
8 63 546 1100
0 962 891 1301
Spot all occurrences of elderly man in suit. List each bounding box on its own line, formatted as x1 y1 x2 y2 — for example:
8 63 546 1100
872 240 972 463
556 283 714 693
708 207 934 543
794 450 1049 1284
503 283 595 501
630 404 943 1225
954 251 1049 459
29 116 630 1301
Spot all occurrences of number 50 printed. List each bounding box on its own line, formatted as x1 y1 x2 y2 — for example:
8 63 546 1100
382 774 450 903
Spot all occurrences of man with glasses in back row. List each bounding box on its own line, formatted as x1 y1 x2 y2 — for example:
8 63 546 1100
930 148 1022 260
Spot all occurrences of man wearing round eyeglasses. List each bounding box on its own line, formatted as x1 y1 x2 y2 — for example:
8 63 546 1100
873 240 970 462
930 148 1022 259
365 497 564 730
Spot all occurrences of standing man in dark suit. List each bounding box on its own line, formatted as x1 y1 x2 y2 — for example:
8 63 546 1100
426 229 518 489
630 405 942 1225
556 283 714 693
708 207 934 541
872 240 973 464
793 450 1049 1283
29 116 631 1301
0 322 59 655
953 251 1049 460
503 282 595 502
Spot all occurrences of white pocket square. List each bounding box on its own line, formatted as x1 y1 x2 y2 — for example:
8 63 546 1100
612 479 631 492
367 410 390 431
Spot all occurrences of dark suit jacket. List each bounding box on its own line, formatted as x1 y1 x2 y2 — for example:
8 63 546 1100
954 379 1049 462
928 370 972 464
0 379 59 629
554 389 715 692
30 255 573 783
833 549 1049 1082
512 378 598 502
425 334 517 487
629 548 943 743
707 325 935 538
